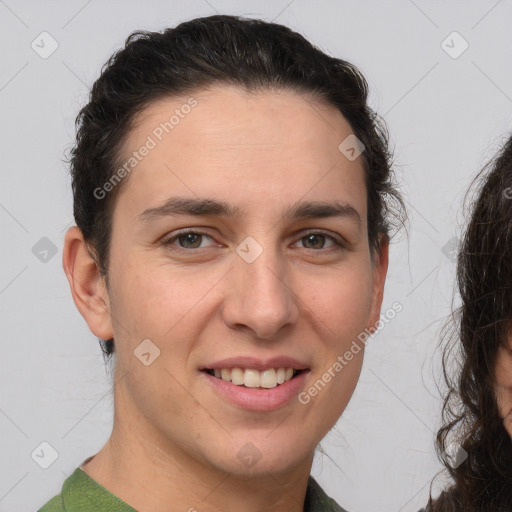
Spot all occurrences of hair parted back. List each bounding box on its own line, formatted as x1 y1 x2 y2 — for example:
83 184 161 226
69 14 405 358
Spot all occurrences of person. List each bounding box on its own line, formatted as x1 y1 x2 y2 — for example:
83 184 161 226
421 136 512 511
38 14 405 512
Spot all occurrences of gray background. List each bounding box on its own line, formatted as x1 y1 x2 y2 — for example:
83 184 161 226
1 1 512 511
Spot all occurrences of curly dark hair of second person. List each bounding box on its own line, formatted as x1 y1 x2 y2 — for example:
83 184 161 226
427 135 512 511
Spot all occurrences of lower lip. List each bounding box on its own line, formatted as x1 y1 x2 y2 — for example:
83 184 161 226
201 370 310 411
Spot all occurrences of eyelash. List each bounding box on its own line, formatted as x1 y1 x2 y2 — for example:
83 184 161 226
160 228 346 254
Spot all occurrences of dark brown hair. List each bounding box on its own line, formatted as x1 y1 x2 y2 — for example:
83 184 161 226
68 14 405 358
428 135 512 511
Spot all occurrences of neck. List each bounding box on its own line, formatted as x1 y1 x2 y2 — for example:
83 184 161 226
81 382 315 512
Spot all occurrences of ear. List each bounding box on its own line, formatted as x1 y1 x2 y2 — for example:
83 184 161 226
62 226 113 340
367 233 389 329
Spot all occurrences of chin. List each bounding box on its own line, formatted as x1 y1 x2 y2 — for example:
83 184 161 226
210 442 310 479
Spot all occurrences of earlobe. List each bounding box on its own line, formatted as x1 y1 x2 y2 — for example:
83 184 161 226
368 233 390 329
62 226 113 340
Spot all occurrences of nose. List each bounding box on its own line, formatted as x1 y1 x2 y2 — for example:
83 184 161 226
220 243 300 340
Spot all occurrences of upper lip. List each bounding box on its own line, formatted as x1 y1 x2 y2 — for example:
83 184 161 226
200 356 310 372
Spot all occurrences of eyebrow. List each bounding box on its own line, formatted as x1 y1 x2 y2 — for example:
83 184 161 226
139 196 361 227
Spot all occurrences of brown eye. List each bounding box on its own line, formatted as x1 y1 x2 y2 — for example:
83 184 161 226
301 233 328 249
295 231 344 251
162 229 215 251
176 232 203 249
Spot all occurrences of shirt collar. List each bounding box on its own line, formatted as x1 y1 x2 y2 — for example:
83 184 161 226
61 467 347 512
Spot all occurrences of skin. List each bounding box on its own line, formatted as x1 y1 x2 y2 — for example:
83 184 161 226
495 342 512 439
63 85 389 512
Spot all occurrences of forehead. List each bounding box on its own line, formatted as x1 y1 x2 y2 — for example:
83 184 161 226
115 85 368 224
131 84 352 144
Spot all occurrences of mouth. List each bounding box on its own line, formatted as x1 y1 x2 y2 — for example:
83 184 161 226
201 368 306 389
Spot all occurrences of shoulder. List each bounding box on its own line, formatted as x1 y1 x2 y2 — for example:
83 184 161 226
305 476 349 512
37 466 137 512
38 494 65 512
37 469 75 512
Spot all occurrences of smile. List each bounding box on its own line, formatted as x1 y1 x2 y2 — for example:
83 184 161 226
203 367 302 389
201 368 310 411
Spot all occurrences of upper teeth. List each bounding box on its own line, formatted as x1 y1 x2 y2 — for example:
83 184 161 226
212 368 297 388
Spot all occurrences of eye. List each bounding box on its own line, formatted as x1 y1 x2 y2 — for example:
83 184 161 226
161 229 216 251
160 228 346 254
294 230 344 251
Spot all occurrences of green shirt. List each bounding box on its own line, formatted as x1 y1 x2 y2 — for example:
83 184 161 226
38 467 348 512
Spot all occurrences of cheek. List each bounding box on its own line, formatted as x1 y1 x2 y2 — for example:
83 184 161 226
497 386 512 417
298 269 371 409
497 384 512 441
495 346 512 422
504 414 512 440
304 265 373 336
109 258 216 338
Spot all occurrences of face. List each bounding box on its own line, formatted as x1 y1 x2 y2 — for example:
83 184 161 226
80 85 388 477
495 341 512 439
